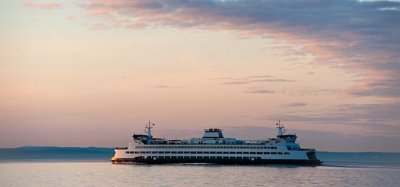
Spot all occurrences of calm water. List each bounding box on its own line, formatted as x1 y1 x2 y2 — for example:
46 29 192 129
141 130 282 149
0 148 400 186
0 161 399 187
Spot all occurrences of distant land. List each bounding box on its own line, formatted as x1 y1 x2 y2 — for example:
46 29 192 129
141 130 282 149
0 147 399 167
0 147 113 161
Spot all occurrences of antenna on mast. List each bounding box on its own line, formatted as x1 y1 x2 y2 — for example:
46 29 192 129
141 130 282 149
276 120 285 136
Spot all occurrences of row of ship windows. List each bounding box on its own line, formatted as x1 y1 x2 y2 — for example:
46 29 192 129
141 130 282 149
135 146 278 149
126 151 289 155
146 156 263 159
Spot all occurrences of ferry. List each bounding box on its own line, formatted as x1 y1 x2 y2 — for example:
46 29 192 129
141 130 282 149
111 121 322 165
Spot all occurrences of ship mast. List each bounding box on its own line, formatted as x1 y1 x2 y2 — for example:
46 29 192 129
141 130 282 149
276 120 285 136
146 121 154 140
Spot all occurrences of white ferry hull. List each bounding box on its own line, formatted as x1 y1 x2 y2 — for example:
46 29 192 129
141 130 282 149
112 157 321 165
111 147 322 166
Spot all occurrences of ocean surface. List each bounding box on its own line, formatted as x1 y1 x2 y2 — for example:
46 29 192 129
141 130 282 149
0 147 399 187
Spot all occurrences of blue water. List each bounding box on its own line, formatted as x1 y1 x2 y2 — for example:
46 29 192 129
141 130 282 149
0 147 399 186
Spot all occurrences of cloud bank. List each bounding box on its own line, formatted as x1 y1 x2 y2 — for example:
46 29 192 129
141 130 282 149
83 0 400 99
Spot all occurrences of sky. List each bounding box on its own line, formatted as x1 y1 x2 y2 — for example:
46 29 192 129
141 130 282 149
0 0 399 152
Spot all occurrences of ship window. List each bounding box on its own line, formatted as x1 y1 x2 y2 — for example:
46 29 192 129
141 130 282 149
152 151 157 154
178 151 183 154
264 152 270 154
159 151 164 154
165 151 170 154
257 152 263 155
184 156 189 159
125 151 129 154
184 151 189 154
197 152 203 154
230 152 235 154
210 152 215 154
284 152 289 155
171 151 177 154
243 152 249 154
146 151 151 154
223 152 229 154
250 152 255 154
278 152 283 155
134 151 139 154
271 152 277 154
237 152 242 154
130 151 134 154
140 151 145 154
217 152 222 154
190 151 196 154
204 151 209 154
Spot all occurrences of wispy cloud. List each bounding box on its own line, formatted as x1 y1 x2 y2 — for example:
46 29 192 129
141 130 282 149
220 75 293 85
263 102 400 135
245 88 275 94
23 1 61 10
152 85 186 89
83 0 400 99
281 102 307 107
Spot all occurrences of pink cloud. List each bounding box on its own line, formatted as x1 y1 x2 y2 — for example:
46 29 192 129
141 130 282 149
23 1 61 10
81 0 400 99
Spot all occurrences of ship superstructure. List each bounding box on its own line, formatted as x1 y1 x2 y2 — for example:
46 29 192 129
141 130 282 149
111 121 322 165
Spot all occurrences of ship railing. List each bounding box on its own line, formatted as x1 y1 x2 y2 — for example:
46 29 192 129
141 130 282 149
242 140 269 144
115 147 128 150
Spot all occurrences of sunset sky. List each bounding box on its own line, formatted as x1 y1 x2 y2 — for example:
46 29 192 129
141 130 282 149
1 0 399 151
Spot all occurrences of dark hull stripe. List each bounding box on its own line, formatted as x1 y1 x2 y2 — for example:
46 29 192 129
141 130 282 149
111 157 322 166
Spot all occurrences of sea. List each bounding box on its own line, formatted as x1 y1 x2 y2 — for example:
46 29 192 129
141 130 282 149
0 147 399 187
